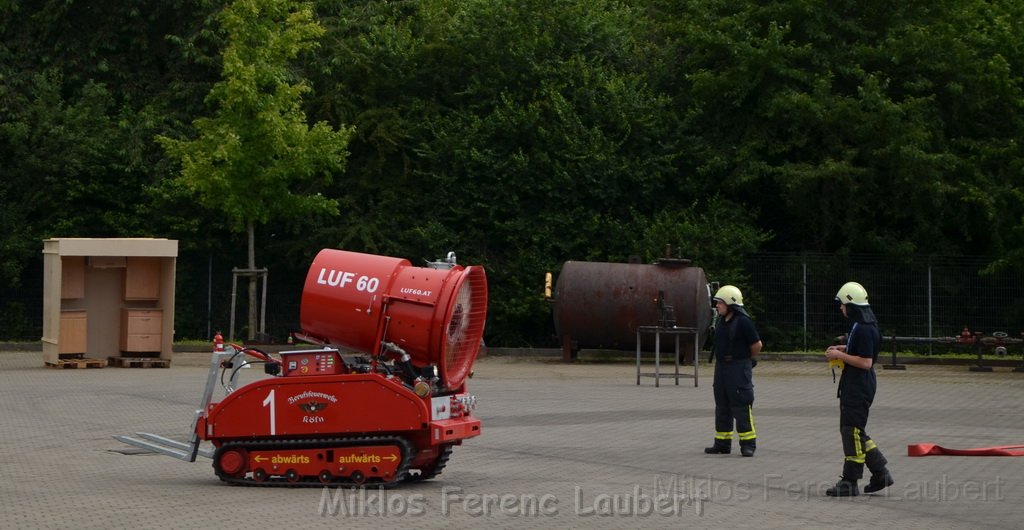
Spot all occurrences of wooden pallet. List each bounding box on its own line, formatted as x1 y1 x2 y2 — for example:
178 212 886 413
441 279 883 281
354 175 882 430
107 356 171 368
46 358 106 369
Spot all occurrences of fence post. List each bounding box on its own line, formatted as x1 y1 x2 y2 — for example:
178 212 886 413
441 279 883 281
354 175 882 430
803 261 808 352
928 263 933 355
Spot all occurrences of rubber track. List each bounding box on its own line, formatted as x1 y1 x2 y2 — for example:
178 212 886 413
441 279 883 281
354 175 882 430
404 444 453 482
213 436 414 488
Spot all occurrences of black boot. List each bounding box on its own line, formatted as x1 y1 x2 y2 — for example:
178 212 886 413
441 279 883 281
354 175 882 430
863 469 894 493
740 441 756 457
864 448 891 493
826 477 859 497
704 440 731 454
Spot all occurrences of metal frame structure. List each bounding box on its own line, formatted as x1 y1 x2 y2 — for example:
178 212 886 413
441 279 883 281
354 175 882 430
635 326 700 387
114 348 241 461
229 267 268 342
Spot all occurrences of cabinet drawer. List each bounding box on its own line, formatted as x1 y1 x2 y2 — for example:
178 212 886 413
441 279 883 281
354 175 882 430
120 309 163 352
122 334 161 352
124 312 162 334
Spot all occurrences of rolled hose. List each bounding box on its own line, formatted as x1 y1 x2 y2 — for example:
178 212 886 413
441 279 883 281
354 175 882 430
382 341 419 385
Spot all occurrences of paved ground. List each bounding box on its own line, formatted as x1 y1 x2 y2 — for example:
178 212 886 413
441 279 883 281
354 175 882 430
1 350 1022 529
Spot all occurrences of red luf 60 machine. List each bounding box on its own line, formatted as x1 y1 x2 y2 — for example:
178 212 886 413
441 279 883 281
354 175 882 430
116 249 487 486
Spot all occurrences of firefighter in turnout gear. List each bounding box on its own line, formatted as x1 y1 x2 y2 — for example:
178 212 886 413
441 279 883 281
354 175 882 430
824 282 895 496
705 285 762 457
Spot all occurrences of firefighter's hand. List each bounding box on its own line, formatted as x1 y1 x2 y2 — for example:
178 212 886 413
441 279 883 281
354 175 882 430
751 358 758 368
825 346 844 361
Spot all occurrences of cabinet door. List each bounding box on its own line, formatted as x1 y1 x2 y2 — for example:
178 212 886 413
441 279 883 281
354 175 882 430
59 311 88 354
61 256 86 299
124 257 161 300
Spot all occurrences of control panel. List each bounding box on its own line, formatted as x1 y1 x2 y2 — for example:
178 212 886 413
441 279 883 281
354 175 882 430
279 348 343 376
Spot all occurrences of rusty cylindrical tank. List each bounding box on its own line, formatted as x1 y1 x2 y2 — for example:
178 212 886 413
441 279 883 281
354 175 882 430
300 249 487 391
553 259 713 361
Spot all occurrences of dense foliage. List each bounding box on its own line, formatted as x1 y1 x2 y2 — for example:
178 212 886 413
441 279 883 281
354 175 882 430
2 0 1022 346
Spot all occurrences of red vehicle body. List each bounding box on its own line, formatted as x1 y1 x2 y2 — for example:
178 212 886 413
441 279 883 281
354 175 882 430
117 249 487 486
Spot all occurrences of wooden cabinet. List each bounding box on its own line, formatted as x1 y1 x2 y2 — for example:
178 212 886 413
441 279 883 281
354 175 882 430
59 311 88 354
43 239 178 365
120 309 162 353
61 256 86 299
124 257 161 300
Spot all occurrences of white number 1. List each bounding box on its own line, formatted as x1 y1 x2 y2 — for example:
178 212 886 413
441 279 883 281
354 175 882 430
262 389 276 435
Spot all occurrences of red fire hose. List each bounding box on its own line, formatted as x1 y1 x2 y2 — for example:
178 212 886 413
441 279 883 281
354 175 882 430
908 443 1024 456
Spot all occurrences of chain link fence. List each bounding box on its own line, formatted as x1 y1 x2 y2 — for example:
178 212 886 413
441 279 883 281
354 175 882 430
742 253 1024 352
3 251 1022 350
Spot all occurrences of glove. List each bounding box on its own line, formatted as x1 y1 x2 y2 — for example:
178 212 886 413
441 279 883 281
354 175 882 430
751 358 758 368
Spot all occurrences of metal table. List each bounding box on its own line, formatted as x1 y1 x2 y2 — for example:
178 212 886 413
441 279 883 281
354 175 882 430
635 325 699 387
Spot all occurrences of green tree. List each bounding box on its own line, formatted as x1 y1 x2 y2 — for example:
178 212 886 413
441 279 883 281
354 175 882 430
0 72 142 278
158 0 353 340
0 1 225 339
640 196 772 285
650 0 1024 258
309 0 678 345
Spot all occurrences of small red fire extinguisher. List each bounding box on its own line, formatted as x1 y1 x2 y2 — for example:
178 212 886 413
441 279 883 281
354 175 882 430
213 331 224 352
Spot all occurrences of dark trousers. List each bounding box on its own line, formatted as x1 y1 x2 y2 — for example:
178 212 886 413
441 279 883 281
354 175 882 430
839 401 887 480
712 362 755 445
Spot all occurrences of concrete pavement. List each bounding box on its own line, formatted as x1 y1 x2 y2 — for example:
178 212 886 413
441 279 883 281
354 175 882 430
1 351 1021 529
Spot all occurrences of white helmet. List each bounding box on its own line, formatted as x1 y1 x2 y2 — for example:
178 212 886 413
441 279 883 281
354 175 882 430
713 285 744 306
835 282 869 306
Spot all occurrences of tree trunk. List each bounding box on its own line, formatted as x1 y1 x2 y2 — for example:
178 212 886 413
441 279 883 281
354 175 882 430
247 220 257 341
